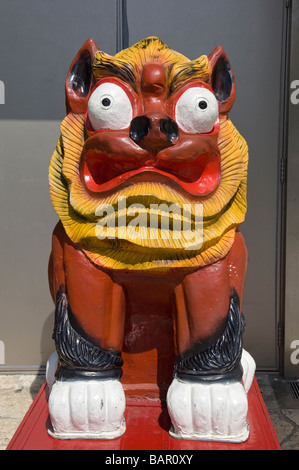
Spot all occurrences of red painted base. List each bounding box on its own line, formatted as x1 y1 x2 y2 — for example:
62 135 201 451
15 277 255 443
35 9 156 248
6 378 280 451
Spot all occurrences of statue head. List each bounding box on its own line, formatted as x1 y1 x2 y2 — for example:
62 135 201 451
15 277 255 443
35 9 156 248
49 37 248 271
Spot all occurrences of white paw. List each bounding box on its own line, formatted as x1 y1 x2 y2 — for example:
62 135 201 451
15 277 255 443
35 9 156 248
241 349 256 392
167 379 249 442
46 352 59 390
48 378 126 439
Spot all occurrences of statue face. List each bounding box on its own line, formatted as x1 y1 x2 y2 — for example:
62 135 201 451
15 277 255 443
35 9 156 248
49 37 248 271
83 62 221 197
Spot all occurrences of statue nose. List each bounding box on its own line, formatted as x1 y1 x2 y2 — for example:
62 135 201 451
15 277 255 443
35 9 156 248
129 114 179 150
129 116 151 143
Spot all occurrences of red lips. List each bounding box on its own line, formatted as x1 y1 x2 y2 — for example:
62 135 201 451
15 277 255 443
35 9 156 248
82 151 220 197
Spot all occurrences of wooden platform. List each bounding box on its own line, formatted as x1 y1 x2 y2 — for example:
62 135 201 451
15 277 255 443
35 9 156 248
6 378 280 451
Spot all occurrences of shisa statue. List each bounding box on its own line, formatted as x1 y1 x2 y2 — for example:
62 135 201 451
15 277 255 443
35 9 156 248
47 37 255 442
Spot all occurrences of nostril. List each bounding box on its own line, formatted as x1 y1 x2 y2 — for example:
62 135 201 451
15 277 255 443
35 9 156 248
160 118 179 142
129 116 151 143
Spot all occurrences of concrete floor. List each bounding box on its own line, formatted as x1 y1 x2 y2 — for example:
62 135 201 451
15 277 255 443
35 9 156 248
255 374 299 450
0 374 45 450
0 373 298 450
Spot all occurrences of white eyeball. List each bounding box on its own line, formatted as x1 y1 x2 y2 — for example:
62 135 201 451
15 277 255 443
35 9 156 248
88 82 133 130
175 87 219 134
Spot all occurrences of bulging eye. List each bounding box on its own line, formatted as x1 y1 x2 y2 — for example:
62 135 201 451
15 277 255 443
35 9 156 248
88 82 133 130
175 87 219 134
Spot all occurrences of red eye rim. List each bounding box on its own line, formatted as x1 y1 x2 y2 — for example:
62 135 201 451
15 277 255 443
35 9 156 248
85 78 137 133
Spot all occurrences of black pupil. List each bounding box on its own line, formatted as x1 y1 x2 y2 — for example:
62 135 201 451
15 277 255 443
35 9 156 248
102 98 111 107
198 100 207 109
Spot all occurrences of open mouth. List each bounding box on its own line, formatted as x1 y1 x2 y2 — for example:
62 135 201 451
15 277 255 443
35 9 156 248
82 151 220 197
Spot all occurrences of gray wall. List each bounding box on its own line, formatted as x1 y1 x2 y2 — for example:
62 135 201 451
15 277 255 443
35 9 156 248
0 0 288 371
0 0 117 370
284 0 299 379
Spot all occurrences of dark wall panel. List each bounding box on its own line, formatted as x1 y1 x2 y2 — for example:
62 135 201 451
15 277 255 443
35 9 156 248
126 0 286 368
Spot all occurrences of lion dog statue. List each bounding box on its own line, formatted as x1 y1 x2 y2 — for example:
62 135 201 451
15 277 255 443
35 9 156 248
46 37 255 442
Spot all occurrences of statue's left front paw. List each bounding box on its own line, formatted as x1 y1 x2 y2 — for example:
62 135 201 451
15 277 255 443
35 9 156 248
167 379 249 442
48 378 126 440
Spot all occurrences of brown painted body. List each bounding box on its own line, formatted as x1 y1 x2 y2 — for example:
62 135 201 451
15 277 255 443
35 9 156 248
48 221 247 387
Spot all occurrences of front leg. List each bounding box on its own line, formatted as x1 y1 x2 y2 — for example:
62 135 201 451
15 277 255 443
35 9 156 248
47 223 126 440
167 233 255 442
48 285 126 440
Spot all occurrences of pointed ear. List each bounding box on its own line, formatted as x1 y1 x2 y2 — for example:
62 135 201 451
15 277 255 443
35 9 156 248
208 46 236 115
65 38 99 114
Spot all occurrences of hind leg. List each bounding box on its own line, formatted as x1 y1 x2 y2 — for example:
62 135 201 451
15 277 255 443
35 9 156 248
227 232 255 391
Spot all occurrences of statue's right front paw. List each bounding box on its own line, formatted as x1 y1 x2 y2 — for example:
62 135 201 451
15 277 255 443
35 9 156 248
167 378 249 443
48 378 126 440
